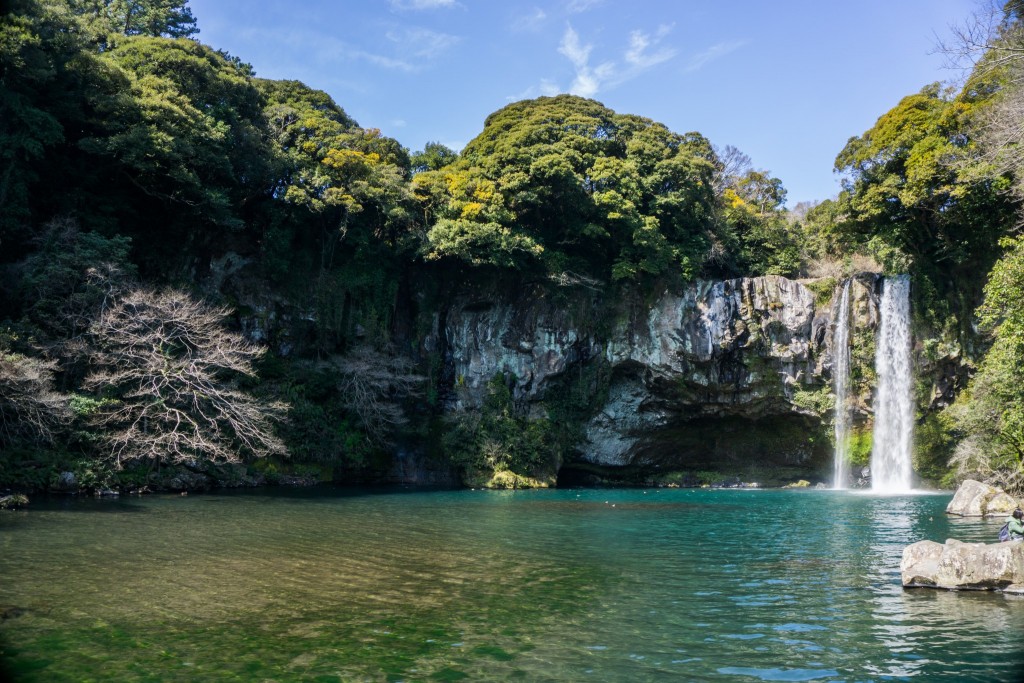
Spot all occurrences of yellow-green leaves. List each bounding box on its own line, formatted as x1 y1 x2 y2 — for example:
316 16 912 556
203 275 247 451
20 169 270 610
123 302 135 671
413 94 717 283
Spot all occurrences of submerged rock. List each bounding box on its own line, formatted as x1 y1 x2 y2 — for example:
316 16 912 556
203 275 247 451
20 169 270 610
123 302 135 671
945 479 1021 517
901 538 1024 592
0 605 27 620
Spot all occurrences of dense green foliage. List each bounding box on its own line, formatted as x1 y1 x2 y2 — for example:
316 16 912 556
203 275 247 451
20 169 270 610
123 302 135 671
828 80 1015 327
3 0 1024 492
947 237 1024 490
443 375 560 487
416 96 723 282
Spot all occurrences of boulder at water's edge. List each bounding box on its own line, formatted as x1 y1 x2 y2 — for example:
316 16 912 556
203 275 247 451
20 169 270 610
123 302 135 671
901 538 1024 592
945 479 1020 517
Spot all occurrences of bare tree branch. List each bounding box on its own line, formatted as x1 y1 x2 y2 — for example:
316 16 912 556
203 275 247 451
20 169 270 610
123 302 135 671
0 352 71 448
84 288 287 467
938 2 1024 210
711 144 752 197
330 345 423 446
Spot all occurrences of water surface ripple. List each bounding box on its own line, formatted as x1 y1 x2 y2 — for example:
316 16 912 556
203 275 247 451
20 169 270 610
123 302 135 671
1 487 1021 681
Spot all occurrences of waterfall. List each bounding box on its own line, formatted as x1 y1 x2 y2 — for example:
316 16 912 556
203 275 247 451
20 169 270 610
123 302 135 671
832 280 852 489
871 275 914 492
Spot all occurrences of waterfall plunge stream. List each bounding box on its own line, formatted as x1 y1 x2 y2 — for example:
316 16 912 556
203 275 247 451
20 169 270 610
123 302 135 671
870 275 914 492
832 280 852 489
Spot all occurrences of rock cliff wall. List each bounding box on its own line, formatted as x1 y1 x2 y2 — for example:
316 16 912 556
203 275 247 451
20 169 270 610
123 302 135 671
434 274 882 474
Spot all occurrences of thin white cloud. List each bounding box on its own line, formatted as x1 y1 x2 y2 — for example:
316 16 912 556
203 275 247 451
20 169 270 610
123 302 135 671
624 25 676 68
510 23 678 101
567 0 603 13
390 0 456 10
512 7 547 33
685 40 746 72
238 25 457 75
506 78 561 102
385 26 461 60
559 24 591 69
352 49 417 72
545 24 676 98
559 24 614 97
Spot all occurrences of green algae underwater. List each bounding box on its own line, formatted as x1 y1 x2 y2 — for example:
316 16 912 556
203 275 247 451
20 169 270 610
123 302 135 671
1 487 1023 682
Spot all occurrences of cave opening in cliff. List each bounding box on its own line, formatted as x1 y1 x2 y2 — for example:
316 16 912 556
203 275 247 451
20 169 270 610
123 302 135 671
558 414 831 488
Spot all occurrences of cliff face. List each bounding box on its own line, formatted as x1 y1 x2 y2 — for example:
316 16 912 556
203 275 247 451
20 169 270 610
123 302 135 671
435 275 882 476
212 259 962 486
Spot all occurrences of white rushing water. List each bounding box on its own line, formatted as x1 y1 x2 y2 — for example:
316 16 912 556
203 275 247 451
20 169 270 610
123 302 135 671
871 275 914 492
832 280 852 489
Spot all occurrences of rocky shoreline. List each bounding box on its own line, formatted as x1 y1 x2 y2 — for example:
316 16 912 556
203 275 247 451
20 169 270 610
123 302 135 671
901 480 1024 593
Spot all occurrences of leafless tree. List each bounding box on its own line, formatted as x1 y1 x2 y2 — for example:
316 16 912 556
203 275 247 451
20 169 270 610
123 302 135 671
331 345 424 446
83 288 287 467
711 144 752 197
938 1 1024 72
0 352 71 448
949 432 1024 494
940 2 1024 206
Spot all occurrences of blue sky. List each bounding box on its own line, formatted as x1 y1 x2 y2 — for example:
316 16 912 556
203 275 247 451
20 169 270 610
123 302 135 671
189 0 975 206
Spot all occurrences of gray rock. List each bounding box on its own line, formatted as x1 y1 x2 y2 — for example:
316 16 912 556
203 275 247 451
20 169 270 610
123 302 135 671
54 471 77 491
945 479 1021 517
901 538 1024 592
0 494 29 510
437 275 866 468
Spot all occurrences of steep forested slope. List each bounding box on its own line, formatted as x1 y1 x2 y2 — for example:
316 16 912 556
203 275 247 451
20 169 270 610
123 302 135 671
2 0 1022 492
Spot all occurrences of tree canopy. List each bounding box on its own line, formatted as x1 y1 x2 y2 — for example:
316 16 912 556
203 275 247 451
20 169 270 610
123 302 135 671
415 95 721 283
6 0 1024 492
831 80 1016 309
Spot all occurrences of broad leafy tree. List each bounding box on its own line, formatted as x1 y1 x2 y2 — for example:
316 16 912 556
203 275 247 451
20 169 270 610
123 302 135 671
720 170 801 277
82 36 273 260
257 79 417 351
410 141 458 173
833 81 1016 309
949 236 1024 492
70 0 198 42
0 1 104 244
415 95 718 283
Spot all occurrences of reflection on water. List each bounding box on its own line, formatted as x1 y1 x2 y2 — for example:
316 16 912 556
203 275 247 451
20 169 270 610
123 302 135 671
1 488 1022 682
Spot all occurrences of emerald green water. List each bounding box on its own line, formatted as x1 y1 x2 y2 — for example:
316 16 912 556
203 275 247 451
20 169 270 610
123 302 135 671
1 488 1022 682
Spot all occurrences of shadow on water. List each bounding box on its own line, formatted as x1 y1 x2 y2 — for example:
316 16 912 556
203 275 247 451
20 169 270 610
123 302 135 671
189 482 460 500
0 617 25 683
19 482 461 510
13 495 150 514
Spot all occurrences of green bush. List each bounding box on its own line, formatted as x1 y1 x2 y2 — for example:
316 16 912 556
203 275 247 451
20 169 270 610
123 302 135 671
443 374 560 484
913 412 954 486
845 428 872 468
